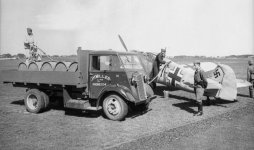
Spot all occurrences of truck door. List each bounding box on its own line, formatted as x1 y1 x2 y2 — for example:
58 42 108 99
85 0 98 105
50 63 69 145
89 54 129 98
89 55 112 98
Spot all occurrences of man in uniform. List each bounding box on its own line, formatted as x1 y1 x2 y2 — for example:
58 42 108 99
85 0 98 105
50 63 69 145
193 60 207 116
247 59 254 98
24 28 38 61
149 48 166 88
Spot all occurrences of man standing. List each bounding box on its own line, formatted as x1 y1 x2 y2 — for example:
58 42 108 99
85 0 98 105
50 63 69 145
193 60 207 116
247 60 254 98
149 48 166 88
24 28 37 61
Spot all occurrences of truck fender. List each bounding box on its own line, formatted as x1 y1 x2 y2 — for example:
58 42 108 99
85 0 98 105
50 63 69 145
96 85 135 108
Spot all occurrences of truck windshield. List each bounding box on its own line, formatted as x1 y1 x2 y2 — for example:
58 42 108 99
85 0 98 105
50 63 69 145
119 55 143 70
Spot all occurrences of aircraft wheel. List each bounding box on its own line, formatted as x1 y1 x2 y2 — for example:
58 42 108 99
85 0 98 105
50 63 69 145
24 89 45 113
103 94 128 121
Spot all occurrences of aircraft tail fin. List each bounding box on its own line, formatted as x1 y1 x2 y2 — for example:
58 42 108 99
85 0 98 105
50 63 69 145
216 64 237 101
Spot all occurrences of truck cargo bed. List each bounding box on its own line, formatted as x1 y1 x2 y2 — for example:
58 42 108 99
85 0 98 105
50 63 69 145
0 70 80 86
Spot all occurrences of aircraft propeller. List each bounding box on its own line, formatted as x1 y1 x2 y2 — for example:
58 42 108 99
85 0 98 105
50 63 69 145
118 35 128 52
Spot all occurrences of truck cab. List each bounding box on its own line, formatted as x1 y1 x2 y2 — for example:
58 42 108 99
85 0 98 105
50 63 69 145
76 50 154 120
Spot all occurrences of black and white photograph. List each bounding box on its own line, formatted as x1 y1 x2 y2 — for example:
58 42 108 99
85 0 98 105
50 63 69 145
0 0 253 149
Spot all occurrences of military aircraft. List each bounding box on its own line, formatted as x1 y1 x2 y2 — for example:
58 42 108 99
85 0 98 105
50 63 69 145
118 35 252 101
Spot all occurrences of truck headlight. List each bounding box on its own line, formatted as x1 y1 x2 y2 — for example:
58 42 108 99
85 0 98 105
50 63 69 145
131 77 137 86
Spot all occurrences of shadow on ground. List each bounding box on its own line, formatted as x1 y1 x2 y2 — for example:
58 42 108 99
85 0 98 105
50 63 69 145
171 93 238 114
11 99 24 105
65 109 102 118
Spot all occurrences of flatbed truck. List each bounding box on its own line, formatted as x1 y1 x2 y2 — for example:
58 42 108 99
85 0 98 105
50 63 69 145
0 49 154 121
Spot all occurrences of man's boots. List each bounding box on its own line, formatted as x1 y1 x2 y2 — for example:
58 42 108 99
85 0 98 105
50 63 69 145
250 90 253 98
195 102 203 116
206 97 211 106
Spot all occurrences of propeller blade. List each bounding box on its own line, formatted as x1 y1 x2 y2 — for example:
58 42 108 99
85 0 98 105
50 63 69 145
118 35 128 52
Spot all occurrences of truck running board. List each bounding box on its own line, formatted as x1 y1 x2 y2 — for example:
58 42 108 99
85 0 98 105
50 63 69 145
65 99 102 111
65 99 90 110
63 88 101 111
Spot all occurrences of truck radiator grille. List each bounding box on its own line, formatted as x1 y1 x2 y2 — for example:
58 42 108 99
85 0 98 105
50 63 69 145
136 74 147 100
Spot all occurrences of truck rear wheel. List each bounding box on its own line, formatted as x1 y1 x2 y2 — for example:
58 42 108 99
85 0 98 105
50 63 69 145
41 91 49 110
24 89 44 113
103 94 128 121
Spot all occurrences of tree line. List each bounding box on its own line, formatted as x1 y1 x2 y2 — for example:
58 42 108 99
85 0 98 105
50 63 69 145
0 53 77 59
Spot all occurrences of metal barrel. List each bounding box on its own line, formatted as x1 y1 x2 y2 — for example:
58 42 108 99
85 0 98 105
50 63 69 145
40 61 56 71
40 62 52 71
54 62 68 71
18 62 27 71
68 62 78 72
28 62 39 71
19 61 77 72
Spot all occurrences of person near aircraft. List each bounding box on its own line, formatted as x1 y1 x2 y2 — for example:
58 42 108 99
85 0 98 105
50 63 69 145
247 59 254 98
24 28 40 62
149 48 166 88
193 60 208 116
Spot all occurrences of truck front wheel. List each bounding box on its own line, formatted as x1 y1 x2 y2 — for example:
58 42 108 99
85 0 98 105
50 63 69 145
24 89 44 113
103 94 128 121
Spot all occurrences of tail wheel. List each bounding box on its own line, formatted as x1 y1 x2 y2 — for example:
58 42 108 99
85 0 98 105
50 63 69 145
41 91 49 110
24 89 44 113
103 94 128 121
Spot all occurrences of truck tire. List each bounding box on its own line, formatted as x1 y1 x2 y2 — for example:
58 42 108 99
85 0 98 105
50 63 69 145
24 89 45 113
41 91 49 110
103 94 128 121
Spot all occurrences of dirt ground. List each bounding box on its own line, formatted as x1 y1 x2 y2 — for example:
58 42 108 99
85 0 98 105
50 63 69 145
0 58 253 150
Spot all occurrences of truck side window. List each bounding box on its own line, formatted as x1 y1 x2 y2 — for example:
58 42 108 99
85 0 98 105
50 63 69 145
91 55 110 71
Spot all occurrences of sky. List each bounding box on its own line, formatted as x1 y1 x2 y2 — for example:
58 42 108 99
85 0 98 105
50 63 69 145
0 0 253 56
